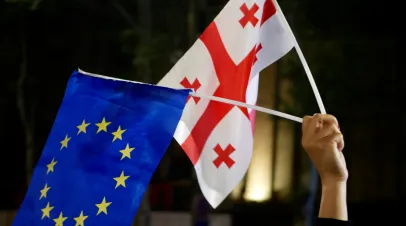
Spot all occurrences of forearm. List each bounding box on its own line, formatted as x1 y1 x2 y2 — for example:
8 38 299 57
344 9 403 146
319 182 348 221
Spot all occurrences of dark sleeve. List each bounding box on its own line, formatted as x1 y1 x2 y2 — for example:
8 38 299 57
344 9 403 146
316 218 352 226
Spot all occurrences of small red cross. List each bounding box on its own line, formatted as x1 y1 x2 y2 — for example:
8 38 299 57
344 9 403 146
180 77 201 104
239 3 260 28
213 144 236 168
253 43 262 64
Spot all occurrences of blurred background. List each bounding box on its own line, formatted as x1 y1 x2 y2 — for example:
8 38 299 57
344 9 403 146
0 0 402 225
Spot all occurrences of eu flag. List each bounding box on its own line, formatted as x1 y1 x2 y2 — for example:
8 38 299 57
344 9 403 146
13 70 189 226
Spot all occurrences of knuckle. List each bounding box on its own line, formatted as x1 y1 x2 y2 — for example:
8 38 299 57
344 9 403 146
325 114 339 125
303 115 311 121
313 114 322 122
329 114 338 123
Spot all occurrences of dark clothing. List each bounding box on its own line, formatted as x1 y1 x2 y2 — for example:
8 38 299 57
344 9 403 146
149 183 173 210
317 218 352 226
195 220 209 226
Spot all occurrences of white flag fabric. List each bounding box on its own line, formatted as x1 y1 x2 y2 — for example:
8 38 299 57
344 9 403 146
158 0 294 208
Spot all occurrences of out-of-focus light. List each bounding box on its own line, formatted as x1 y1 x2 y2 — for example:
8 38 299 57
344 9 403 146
273 120 294 197
230 181 243 200
243 114 273 202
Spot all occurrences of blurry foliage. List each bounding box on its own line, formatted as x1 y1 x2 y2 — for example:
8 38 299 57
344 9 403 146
119 0 223 83
118 0 190 83
131 33 179 82
5 0 43 10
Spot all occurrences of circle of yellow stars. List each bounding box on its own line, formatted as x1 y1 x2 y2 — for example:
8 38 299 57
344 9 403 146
39 117 135 226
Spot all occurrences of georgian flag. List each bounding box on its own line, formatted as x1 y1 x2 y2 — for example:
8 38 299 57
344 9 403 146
158 0 294 208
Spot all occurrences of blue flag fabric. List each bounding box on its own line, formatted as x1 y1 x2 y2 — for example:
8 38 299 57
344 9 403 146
13 70 189 226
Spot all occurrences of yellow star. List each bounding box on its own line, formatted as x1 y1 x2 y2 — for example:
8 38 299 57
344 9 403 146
95 197 112 215
111 126 126 142
73 211 88 226
46 158 57 174
53 212 68 226
41 202 54 219
77 120 91 135
39 183 51 200
95 117 111 133
113 171 130 189
119 143 135 160
60 135 71 150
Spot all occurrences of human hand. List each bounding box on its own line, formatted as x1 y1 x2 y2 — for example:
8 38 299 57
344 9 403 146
302 114 348 185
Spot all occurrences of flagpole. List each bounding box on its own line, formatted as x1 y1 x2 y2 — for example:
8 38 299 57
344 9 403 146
78 68 303 123
189 92 303 123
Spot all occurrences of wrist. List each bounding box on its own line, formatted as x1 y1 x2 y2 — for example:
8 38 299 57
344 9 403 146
322 180 347 191
319 180 348 221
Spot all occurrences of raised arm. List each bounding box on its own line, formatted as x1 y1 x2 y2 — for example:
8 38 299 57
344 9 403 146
302 114 350 224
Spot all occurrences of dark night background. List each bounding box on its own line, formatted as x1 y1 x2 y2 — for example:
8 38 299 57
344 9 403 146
0 0 403 225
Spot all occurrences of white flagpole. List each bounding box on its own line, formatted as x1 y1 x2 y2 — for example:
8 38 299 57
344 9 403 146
189 92 303 123
79 68 304 123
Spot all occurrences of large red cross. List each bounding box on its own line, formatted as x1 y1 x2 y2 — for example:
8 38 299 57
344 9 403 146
213 144 236 168
181 22 257 165
239 3 259 28
180 77 201 103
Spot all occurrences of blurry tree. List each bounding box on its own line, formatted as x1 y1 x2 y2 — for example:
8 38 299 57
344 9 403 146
120 0 190 83
5 0 44 186
135 4 152 226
